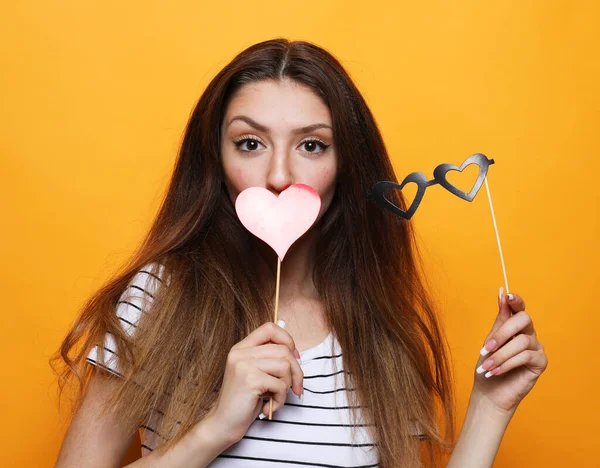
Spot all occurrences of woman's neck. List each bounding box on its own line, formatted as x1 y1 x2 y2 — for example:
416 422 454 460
254 226 319 304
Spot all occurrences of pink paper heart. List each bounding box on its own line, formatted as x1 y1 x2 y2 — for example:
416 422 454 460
235 184 322 260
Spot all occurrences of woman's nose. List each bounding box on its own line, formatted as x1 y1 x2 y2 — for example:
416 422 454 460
266 148 293 194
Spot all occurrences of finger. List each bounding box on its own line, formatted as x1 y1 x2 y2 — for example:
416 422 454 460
496 286 513 325
476 333 532 376
482 348 547 378
234 321 296 355
246 344 304 397
257 374 289 415
252 358 293 392
482 287 513 349
504 292 526 313
480 311 535 357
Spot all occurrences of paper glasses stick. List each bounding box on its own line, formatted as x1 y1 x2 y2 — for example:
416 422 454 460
483 176 510 294
367 153 510 294
235 184 321 419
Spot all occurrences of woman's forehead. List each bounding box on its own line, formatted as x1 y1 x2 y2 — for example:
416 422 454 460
224 81 332 131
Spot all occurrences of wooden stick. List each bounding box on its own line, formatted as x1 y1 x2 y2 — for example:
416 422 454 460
484 177 510 294
268 256 282 420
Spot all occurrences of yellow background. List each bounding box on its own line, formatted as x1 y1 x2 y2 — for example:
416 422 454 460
2 1 597 466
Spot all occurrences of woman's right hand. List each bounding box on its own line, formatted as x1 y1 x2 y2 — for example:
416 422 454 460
204 320 304 445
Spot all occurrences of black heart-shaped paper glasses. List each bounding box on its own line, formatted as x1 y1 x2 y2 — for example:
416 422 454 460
367 153 495 220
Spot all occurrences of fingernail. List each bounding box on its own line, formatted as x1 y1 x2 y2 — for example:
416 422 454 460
476 359 494 374
507 293 514 302
259 412 266 420
294 347 303 365
480 339 497 356
300 391 304 403
276 319 286 328
498 287 504 306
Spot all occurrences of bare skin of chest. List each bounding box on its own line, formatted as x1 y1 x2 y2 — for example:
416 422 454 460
275 300 330 354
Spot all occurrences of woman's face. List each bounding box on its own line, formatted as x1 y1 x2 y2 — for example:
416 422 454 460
220 79 337 223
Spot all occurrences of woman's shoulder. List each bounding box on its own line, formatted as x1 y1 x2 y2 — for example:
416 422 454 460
127 261 170 295
85 261 168 375
131 261 168 285
115 262 168 331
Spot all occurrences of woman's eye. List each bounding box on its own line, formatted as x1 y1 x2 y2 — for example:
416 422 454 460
233 138 264 153
299 139 330 154
233 137 330 154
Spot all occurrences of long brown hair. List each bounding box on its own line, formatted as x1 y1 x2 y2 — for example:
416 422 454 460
51 38 456 467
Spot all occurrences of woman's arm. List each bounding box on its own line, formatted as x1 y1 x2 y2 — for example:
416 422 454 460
446 392 515 468
55 369 235 468
125 411 236 468
55 370 145 468
447 291 547 467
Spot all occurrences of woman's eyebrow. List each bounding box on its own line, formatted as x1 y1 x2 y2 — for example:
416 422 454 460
227 115 332 134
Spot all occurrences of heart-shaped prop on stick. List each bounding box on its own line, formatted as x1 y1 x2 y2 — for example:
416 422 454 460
235 183 321 420
235 184 322 260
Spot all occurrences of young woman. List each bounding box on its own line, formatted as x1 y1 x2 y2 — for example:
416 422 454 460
52 38 548 467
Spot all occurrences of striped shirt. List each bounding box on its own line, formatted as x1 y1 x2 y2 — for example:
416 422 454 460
86 263 423 466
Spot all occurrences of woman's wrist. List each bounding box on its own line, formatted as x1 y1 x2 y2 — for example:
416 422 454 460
193 411 239 454
468 390 517 422
446 392 515 468
125 412 236 467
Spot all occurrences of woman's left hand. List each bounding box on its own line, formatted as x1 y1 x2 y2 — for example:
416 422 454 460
472 288 548 416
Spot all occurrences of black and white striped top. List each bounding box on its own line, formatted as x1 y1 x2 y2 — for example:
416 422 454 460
86 263 423 466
